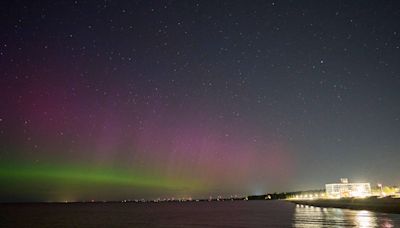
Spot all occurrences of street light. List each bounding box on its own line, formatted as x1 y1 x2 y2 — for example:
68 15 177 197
377 183 383 196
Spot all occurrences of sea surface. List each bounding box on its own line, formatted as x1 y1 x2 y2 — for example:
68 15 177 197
1 200 400 227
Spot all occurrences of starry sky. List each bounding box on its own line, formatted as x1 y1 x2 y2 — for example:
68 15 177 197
1 0 400 202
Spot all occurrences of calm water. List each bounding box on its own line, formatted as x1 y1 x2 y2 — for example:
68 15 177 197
1 201 400 227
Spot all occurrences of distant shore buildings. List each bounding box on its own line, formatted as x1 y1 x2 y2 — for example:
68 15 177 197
288 177 400 201
325 178 371 198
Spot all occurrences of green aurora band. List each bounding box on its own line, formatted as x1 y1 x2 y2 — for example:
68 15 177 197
0 161 204 201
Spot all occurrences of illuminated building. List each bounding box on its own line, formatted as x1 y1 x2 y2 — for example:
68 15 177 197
325 178 371 198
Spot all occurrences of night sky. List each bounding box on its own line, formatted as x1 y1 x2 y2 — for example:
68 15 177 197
1 1 400 202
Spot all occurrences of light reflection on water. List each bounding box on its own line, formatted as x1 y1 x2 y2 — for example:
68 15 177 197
293 204 399 227
355 210 377 227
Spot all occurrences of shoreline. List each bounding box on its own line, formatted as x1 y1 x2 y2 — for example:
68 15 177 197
290 197 400 214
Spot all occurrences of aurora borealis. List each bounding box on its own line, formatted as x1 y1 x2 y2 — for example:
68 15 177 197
0 161 203 202
1 1 400 202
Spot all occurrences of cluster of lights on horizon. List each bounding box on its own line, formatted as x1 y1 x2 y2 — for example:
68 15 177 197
289 179 400 201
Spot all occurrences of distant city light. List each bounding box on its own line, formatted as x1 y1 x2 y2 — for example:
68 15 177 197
325 178 371 198
286 178 400 201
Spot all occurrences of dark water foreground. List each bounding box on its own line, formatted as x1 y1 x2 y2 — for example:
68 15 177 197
1 201 400 227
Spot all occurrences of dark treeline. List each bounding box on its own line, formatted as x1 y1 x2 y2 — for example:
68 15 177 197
247 189 325 200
